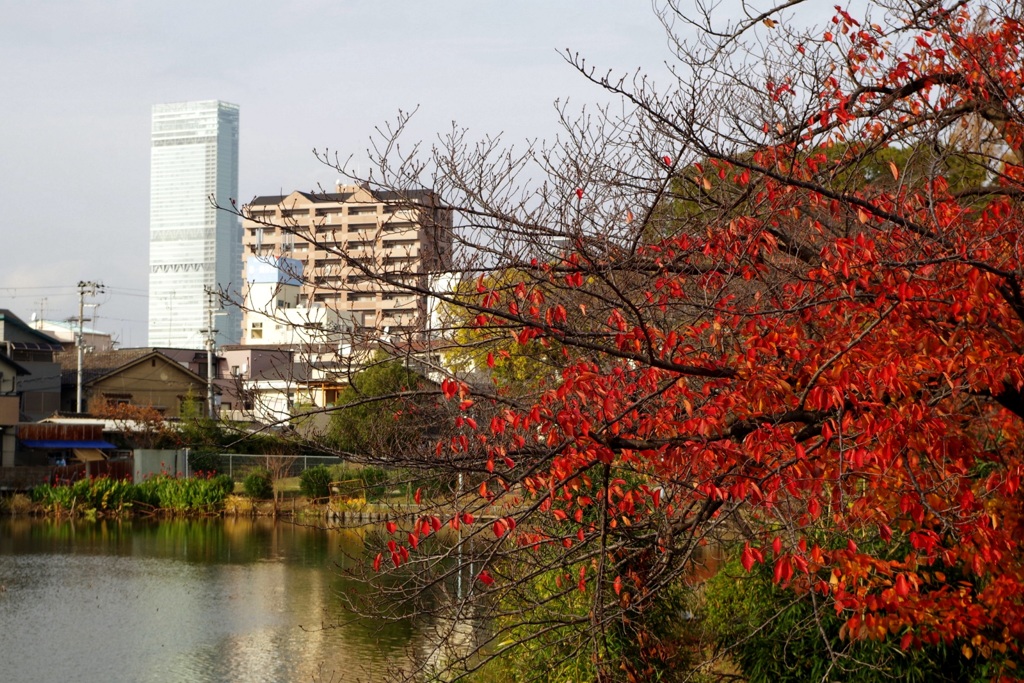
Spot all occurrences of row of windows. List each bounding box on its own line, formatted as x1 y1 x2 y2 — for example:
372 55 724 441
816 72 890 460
339 291 413 302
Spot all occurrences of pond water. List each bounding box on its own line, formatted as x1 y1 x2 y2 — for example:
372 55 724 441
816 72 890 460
0 516 453 683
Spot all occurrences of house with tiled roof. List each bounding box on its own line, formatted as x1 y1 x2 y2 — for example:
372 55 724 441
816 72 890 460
54 348 213 418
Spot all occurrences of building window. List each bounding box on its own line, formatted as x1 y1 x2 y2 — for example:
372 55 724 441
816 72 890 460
251 322 263 340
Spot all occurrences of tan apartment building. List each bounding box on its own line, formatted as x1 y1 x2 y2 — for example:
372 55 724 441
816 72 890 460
242 184 452 343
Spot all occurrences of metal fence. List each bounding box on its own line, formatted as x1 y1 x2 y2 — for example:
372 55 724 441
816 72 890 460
190 453 342 480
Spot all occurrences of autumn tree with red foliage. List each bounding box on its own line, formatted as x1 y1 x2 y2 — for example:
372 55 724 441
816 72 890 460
237 0 1024 679
89 398 175 450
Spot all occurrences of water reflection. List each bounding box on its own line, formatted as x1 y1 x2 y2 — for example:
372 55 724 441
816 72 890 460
0 517 447 683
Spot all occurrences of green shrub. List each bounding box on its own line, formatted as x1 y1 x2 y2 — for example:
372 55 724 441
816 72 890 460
703 558 986 683
300 465 333 499
243 468 274 499
472 554 697 682
212 473 235 496
356 465 389 501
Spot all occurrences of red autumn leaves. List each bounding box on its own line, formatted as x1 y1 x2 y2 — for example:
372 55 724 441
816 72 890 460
362 3 1024 661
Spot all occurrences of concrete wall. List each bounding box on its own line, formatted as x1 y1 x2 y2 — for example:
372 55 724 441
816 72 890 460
133 449 187 482
0 431 16 468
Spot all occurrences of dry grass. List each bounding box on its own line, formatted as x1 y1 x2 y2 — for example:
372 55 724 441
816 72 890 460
4 494 34 515
224 494 254 515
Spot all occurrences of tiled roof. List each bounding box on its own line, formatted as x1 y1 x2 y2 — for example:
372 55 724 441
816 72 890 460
53 348 208 385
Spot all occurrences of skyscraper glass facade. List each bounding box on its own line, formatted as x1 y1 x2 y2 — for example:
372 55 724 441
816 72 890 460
148 100 242 347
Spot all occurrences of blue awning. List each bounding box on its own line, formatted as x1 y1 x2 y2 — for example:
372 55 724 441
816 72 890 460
20 440 117 450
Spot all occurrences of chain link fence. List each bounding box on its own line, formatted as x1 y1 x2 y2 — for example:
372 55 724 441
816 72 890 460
187 452 342 481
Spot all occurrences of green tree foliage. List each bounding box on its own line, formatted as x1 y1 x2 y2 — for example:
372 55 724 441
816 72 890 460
702 558 998 683
299 464 333 499
472 557 699 683
242 468 274 500
443 272 564 390
328 356 437 457
175 412 301 457
654 137 996 247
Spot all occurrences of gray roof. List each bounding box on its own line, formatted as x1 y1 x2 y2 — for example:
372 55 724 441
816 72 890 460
0 309 63 346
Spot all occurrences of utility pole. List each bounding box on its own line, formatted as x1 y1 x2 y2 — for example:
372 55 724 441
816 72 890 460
200 288 220 419
76 281 103 414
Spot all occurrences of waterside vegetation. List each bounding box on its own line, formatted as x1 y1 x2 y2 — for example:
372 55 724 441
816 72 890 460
30 472 235 518
5 463 439 521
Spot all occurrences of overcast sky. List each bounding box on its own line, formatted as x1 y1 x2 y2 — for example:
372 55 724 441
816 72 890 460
0 0 833 348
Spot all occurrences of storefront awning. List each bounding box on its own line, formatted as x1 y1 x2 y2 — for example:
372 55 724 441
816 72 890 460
72 448 107 462
20 440 117 450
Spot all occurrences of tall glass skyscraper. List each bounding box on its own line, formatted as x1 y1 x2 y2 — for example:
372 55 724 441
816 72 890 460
148 100 242 347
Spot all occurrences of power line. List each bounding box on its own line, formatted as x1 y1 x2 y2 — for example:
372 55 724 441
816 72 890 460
103 286 150 298
103 284 149 293
0 290 77 300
